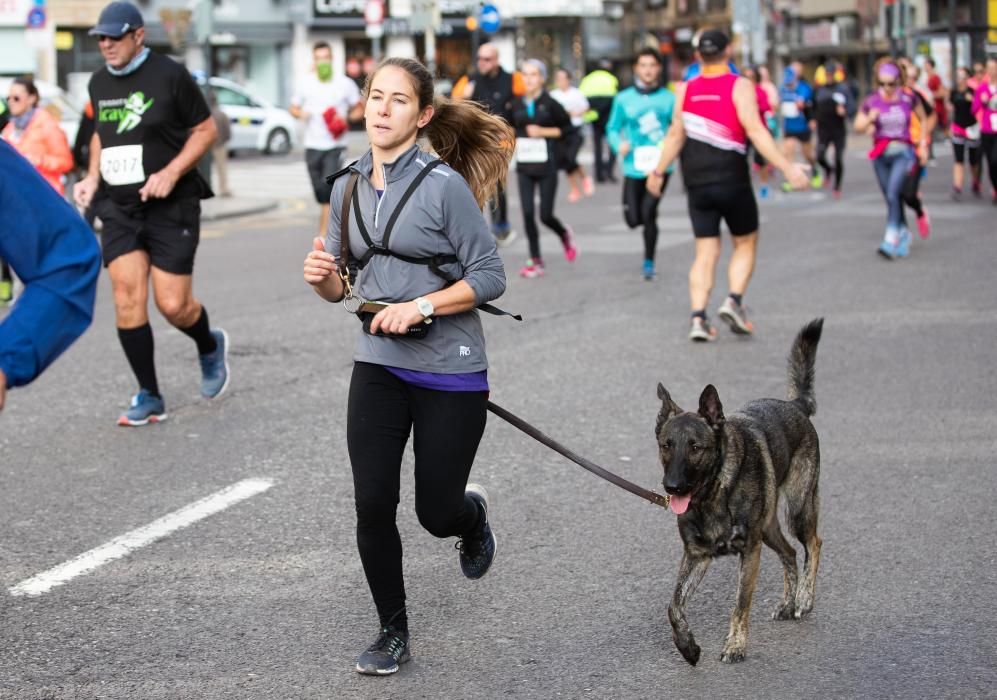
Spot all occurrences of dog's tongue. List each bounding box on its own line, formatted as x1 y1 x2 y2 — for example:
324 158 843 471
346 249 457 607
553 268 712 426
669 494 691 515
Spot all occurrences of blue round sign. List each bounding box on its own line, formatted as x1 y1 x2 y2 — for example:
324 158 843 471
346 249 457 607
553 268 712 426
479 4 500 34
26 7 46 28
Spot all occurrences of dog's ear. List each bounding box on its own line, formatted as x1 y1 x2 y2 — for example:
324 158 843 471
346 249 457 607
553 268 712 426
698 384 725 428
656 383 682 436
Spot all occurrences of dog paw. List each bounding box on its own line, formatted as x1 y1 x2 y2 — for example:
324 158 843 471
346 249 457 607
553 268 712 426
675 637 701 666
793 603 813 619
772 602 796 620
794 592 814 618
719 646 746 664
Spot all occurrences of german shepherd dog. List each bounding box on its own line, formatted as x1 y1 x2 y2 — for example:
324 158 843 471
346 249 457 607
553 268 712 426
655 318 824 665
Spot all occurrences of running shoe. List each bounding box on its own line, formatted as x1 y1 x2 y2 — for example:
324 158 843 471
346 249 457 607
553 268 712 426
0 280 11 305
494 228 518 247
562 226 578 262
199 328 230 399
810 173 823 189
457 483 497 580
568 187 582 203
356 627 410 675
781 181 794 193
118 389 167 427
717 297 754 335
582 175 594 197
917 208 931 239
758 184 769 200
688 317 718 342
832 189 842 200
971 181 982 198
951 188 962 201
894 230 912 258
877 237 898 260
519 259 545 278
642 259 656 281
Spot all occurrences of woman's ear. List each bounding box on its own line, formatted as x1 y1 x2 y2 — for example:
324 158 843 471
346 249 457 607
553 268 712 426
417 104 435 130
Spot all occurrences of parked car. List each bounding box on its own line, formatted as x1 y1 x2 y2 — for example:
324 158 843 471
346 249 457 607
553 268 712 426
201 76 297 155
0 77 82 146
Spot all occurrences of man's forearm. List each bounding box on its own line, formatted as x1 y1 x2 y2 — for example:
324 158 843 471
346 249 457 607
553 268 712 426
165 122 216 178
87 132 101 178
746 124 791 171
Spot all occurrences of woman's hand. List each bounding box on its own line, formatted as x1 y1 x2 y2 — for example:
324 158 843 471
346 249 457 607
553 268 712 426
304 237 338 286
369 302 427 335
525 124 543 138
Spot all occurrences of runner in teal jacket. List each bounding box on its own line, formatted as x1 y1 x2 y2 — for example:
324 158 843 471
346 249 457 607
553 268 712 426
604 49 676 279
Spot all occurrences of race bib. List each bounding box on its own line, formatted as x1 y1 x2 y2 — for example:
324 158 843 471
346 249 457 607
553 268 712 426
991 113 997 132
781 101 801 119
100 145 145 186
515 137 548 163
633 145 662 174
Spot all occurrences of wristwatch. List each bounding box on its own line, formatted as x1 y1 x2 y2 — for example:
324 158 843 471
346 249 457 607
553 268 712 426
414 296 434 319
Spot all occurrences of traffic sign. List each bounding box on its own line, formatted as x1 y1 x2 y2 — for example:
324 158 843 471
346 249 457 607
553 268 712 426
26 6 45 28
479 3 500 33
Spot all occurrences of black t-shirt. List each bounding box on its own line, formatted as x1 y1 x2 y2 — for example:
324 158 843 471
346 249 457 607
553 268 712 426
511 92 572 176
89 51 212 205
951 86 977 128
470 69 515 124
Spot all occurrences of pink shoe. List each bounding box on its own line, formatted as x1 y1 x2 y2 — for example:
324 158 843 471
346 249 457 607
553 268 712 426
582 176 594 196
568 188 581 203
832 189 841 200
519 259 545 278
917 209 931 239
562 227 578 262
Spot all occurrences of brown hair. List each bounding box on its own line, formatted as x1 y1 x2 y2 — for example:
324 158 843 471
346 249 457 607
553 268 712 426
12 76 40 107
364 57 514 209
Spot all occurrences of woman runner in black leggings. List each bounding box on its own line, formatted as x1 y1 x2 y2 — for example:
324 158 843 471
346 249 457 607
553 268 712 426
511 59 578 278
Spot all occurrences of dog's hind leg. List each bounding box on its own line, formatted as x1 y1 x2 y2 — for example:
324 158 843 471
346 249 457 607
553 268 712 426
790 480 821 619
668 553 711 666
720 542 762 664
762 515 799 620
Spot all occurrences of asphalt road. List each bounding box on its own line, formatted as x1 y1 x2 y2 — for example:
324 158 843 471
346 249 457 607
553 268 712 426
1 145 995 699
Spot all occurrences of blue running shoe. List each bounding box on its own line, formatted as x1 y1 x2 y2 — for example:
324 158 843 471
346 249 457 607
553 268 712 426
457 483 496 580
118 389 167 427
877 237 898 260
894 229 912 258
199 328 230 399
642 259 656 280
759 184 770 200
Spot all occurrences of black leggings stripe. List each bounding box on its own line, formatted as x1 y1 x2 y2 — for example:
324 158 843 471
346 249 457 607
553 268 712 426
817 129 846 190
517 170 567 261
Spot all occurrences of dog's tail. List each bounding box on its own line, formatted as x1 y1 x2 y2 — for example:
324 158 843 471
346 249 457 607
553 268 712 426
786 318 824 417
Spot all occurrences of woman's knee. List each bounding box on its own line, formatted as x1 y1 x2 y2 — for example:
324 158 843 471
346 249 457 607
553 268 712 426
415 500 461 539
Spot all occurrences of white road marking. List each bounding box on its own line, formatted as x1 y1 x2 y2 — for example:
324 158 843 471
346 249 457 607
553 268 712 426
8 478 275 597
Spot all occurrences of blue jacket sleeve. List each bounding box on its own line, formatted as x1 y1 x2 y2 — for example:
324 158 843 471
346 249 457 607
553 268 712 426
0 141 101 388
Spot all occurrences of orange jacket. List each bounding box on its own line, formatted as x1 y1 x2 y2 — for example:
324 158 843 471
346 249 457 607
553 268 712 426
2 108 74 195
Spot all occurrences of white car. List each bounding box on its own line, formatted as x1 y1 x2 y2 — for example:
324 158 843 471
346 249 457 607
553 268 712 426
0 77 82 146
206 77 297 155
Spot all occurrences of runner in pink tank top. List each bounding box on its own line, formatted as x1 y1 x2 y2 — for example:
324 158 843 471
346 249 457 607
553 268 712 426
645 29 808 344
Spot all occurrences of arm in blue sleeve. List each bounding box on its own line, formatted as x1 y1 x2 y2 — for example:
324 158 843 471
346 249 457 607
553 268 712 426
0 143 101 388
442 175 506 306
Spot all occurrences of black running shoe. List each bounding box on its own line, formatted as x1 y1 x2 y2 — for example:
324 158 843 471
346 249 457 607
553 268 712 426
355 627 410 676
457 483 497 580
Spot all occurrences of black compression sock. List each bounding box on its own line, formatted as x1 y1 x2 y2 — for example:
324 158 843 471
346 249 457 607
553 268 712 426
118 324 160 397
691 309 706 320
178 307 217 355
729 293 743 306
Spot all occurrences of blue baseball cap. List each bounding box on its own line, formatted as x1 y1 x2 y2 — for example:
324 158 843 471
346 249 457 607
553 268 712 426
89 2 144 38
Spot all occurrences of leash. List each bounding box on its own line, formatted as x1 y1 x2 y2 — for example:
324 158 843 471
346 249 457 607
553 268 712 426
486 401 670 510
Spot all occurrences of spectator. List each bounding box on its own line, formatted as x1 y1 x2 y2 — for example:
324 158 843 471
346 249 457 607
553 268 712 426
579 58 619 182
209 92 233 197
2 76 74 195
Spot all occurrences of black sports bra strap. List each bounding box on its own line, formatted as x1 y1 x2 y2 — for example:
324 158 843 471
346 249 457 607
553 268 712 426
381 159 444 249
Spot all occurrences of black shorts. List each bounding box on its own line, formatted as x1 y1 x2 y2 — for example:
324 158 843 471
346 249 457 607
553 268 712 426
306 147 345 204
785 129 812 143
96 196 201 275
952 137 981 165
687 182 759 238
556 131 584 172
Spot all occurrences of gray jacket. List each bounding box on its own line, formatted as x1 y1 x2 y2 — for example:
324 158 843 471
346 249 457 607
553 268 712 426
326 144 507 374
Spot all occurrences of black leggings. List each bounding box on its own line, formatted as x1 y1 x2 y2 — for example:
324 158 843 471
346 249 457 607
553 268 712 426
816 128 846 191
982 134 997 192
517 170 568 261
489 183 508 230
622 175 668 262
901 164 924 219
347 362 487 630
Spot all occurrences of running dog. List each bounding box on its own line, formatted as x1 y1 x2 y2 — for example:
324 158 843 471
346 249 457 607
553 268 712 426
655 318 824 665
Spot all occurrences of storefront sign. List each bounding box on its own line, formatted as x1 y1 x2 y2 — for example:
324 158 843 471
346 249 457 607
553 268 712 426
314 0 372 18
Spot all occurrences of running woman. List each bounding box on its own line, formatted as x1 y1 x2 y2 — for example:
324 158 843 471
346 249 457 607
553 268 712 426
779 61 821 190
742 65 776 200
511 59 578 278
646 30 809 341
303 57 511 676
949 66 982 200
73 1 230 425
854 59 928 260
550 67 594 203
605 48 675 280
971 57 997 205
900 60 935 238
814 61 854 198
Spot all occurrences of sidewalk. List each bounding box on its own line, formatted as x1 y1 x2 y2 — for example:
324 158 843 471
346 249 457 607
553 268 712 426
201 194 280 222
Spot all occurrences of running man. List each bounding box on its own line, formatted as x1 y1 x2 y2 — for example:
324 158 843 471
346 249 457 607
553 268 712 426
74 1 230 425
605 48 675 280
814 61 854 198
779 61 821 190
646 29 809 341
971 57 997 205
289 41 363 238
